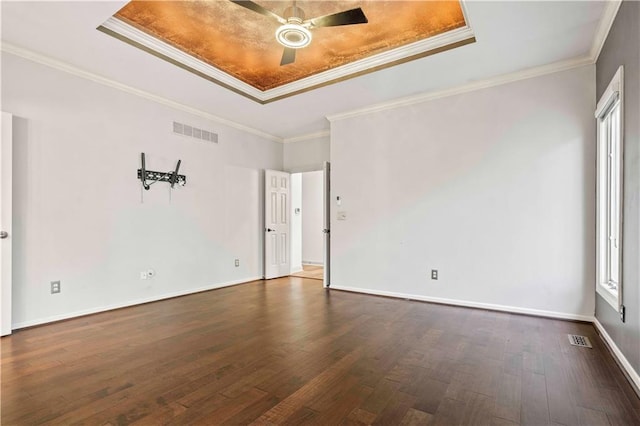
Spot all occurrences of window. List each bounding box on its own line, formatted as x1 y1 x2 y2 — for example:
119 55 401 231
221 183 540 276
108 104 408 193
596 66 624 312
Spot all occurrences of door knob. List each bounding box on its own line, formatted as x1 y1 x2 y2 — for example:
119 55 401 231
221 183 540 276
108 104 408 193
266 228 275 232
0 231 8 239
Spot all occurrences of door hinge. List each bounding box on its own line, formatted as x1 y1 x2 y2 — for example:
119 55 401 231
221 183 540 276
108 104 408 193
620 305 626 323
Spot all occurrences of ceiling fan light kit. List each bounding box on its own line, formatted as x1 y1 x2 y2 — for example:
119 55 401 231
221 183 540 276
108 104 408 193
275 23 312 49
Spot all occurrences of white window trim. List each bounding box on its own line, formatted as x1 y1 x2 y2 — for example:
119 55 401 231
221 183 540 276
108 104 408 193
595 65 624 312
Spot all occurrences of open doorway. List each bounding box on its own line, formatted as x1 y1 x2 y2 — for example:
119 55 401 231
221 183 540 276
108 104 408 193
290 170 325 281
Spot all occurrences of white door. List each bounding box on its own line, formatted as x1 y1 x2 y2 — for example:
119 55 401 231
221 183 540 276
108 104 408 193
1 112 13 336
264 170 291 279
323 162 330 287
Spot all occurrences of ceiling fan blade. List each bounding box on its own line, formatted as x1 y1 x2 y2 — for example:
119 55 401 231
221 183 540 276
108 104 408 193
280 47 296 66
307 7 368 28
229 1 286 24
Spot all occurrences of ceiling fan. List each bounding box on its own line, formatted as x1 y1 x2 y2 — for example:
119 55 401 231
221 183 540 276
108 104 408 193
230 1 368 66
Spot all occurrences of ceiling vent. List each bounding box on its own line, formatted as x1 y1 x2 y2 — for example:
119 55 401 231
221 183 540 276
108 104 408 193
173 121 218 143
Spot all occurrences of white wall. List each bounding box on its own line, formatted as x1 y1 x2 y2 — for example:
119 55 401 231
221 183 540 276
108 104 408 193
301 170 324 265
290 173 303 273
2 53 283 328
330 65 596 319
283 136 329 173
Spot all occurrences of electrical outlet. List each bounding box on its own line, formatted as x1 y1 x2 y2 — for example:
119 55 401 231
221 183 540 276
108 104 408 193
51 281 61 294
431 270 438 280
140 271 148 280
235 259 240 267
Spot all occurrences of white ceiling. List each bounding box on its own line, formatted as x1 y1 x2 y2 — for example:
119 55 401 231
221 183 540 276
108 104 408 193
1 1 611 141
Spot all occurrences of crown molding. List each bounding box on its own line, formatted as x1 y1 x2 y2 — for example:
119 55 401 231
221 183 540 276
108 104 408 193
100 17 475 104
282 130 330 144
589 0 623 62
0 42 283 143
327 55 594 123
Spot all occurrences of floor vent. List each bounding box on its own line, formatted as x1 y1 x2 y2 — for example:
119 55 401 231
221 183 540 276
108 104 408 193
568 334 592 348
173 121 218 143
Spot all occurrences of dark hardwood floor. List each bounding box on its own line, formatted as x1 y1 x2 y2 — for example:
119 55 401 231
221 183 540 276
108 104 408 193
2 277 639 425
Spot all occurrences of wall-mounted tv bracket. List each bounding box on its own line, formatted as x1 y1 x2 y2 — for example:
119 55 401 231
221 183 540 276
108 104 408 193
137 152 186 190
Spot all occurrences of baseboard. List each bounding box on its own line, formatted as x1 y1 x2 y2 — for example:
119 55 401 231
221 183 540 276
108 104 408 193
290 267 304 274
593 318 640 396
302 261 323 266
11 276 263 330
329 285 594 322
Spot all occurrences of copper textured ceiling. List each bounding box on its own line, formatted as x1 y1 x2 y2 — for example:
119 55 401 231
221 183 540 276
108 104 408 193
101 1 473 102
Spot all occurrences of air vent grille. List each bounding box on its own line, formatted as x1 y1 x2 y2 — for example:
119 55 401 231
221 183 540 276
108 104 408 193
568 334 592 348
173 121 218 143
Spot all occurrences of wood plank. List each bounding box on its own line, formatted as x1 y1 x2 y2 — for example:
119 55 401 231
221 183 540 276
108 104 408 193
400 408 433 425
576 407 611 426
372 391 416 425
460 391 495 425
431 397 466 425
494 372 521 423
520 371 550 425
310 383 372 425
360 379 401 415
345 407 377 425
252 348 363 424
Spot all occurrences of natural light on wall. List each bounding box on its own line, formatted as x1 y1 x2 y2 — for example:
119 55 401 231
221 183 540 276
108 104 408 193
595 65 624 319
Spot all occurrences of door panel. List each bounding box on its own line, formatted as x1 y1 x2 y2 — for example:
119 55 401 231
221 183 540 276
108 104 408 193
264 170 291 279
280 193 287 223
270 193 277 223
280 234 287 263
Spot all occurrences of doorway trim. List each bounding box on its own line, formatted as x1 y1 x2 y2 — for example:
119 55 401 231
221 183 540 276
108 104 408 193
323 161 331 288
1 112 13 336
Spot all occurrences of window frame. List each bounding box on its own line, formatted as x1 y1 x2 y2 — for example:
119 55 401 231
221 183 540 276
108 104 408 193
595 66 624 313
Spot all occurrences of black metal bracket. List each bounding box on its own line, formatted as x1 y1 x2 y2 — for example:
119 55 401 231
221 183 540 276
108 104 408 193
138 153 186 190
137 169 186 187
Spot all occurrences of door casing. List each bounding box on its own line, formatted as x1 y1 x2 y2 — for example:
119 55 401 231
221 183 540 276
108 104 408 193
1 112 13 336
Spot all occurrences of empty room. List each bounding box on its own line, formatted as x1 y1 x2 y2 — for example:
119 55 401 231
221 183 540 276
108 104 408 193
1 0 639 424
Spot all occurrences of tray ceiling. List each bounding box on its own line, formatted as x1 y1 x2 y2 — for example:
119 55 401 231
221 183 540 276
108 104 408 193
99 1 474 103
